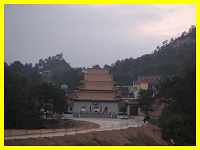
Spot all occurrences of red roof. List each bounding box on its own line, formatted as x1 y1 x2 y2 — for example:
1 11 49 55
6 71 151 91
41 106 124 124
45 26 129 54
135 79 150 84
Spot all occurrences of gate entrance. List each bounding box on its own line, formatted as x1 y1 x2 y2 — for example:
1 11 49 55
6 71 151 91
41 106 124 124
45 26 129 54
128 104 138 116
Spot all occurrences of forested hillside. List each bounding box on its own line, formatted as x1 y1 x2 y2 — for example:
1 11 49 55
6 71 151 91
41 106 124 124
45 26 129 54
110 26 196 85
35 53 82 89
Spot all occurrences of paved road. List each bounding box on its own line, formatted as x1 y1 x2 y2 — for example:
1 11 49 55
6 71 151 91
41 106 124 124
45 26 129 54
72 116 144 130
5 116 145 140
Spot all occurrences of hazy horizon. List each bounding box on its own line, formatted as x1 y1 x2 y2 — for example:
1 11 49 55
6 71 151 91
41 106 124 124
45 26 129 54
5 4 196 67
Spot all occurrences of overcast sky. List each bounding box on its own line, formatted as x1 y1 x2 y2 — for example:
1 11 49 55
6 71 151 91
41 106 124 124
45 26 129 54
5 4 196 67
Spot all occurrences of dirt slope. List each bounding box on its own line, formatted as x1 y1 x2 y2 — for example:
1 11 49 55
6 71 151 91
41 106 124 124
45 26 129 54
5 123 169 146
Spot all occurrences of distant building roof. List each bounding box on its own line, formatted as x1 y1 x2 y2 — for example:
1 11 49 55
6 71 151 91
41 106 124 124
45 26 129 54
134 75 160 85
135 79 150 85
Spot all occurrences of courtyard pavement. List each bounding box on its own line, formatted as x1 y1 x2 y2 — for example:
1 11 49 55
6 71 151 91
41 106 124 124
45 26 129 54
71 116 145 130
5 116 145 140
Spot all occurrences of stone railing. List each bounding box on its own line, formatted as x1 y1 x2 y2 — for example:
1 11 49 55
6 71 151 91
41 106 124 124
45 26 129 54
73 112 118 118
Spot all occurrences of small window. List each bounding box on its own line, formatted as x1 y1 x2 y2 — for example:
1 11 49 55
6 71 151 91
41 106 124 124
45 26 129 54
81 106 86 112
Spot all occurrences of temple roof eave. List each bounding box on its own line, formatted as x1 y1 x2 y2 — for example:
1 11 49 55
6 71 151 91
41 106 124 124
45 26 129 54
78 88 115 91
71 98 120 102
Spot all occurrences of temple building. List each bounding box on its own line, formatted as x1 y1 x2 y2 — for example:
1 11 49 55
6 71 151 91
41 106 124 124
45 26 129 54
67 68 139 118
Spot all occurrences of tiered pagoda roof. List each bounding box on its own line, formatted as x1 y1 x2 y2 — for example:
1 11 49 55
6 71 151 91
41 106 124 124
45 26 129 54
72 68 118 101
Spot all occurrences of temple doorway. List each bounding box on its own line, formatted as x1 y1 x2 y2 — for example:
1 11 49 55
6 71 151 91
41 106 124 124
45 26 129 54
129 104 138 115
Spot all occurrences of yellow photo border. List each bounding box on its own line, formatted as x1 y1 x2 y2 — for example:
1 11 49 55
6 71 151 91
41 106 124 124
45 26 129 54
0 1 199 149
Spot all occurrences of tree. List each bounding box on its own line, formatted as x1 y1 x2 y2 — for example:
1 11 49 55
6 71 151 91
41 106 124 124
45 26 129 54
4 62 43 129
139 89 154 114
92 64 101 69
5 61 66 129
35 53 81 89
162 40 168 47
159 69 195 145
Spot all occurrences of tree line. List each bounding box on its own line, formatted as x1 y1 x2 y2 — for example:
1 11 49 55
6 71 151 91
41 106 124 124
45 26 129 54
4 59 75 129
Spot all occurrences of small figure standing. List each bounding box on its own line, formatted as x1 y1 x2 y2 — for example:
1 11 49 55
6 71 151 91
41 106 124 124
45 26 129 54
143 115 150 123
